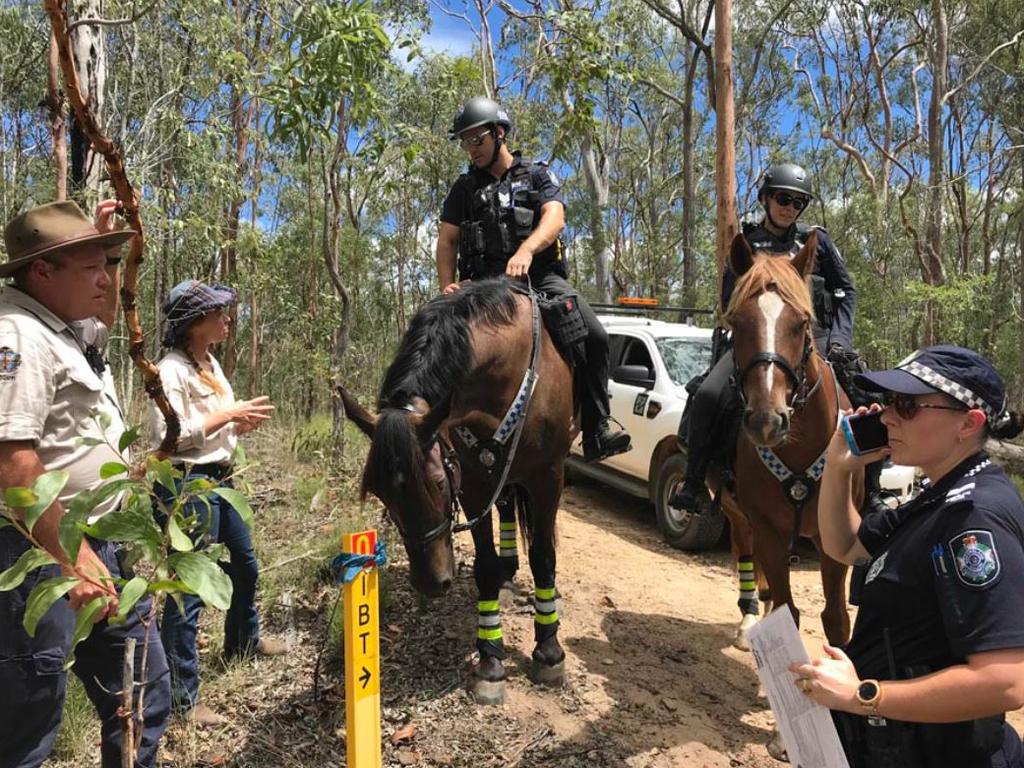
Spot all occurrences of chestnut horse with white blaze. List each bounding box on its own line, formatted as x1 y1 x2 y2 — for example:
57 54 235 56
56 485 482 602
340 278 573 705
713 232 863 652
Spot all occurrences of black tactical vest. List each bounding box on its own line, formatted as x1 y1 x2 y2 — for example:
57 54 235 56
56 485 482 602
457 157 567 281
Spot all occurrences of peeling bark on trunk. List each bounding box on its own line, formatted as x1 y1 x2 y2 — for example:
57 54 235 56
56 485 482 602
47 29 67 201
69 0 105 196
713 0 737 304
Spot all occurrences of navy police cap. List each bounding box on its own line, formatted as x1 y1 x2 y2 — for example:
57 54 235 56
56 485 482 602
854 345 1008 425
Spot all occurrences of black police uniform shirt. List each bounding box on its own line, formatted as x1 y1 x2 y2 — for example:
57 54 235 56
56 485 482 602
723 221 857 351
440 151 563 279
847 452 1024 682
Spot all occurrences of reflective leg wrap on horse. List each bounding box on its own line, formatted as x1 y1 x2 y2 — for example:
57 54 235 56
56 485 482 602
737 556 759 616
476 599 507 662
533 586 560 643
496 492 519 580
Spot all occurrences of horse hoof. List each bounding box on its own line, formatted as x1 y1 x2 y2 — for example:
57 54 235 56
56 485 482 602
531 660 565 687
766 730 789 762
470 677 506 705
734 613 758 651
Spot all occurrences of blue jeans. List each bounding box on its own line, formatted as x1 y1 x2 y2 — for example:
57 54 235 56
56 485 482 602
0 528 171 768
154 468 260 710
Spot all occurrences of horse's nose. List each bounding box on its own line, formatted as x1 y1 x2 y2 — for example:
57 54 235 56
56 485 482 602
744 407 790 446
439 577 453 593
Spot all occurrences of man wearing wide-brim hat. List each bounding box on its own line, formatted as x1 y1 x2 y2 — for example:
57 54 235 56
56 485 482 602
0 200 171 768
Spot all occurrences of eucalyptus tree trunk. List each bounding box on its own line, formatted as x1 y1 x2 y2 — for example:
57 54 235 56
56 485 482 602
47 29 67 201
922 0 949 343
69 0 105 196
713 0 737 302
581 130 612 303
681 41 700 308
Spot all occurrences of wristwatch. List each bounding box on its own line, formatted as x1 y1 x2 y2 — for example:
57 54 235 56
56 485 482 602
855 679 882 712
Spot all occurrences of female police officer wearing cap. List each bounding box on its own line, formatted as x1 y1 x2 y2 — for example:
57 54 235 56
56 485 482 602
149 280 281 725
791 345 1024 767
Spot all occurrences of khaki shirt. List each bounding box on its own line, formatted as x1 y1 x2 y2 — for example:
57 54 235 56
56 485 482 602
149 349 237 466
0 287 127 520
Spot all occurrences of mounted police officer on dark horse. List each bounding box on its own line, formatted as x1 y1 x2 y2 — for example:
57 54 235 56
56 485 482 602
671 162 883 518
435 96 630 464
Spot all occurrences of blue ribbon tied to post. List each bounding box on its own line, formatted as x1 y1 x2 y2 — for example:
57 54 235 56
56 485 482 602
330 541 388 584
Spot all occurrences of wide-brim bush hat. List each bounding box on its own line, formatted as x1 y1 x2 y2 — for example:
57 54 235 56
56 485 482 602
161 279 237 347
854 345 1008 425
2 200 135 277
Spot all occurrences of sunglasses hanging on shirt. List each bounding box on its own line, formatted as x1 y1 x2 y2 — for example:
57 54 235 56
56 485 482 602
84 344 107 377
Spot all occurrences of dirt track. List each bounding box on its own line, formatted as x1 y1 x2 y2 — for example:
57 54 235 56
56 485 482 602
374 476 1024 767
373 480 828 767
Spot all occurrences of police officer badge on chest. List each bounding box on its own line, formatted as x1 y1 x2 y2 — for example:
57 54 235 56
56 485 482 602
949 530 1000 587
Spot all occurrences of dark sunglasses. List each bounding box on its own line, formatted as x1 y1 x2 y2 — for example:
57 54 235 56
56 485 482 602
771 192 810 211
458 128 492 149
883 392 968 420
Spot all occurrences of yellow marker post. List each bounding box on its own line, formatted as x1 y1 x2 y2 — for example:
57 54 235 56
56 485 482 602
342 530 381 767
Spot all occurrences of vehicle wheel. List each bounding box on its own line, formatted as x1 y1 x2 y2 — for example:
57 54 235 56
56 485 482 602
654 452 724 551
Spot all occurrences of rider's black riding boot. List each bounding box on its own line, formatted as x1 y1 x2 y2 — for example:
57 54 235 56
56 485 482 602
668 459 707 514
583 418 631 463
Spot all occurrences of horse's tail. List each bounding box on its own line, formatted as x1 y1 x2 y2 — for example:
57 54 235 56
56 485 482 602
360 408 439 513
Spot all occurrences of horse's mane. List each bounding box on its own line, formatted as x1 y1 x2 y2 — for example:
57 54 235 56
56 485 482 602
362 278 521 507
377 277 521 412
723 255 815 326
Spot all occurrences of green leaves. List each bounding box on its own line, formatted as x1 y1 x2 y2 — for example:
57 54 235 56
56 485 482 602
66 596 111 668
4 470 69 534
211 487 254 528
23 576 77 637
114 576 148 623
169 552 232 610
167 515 195 552
0 548 56 591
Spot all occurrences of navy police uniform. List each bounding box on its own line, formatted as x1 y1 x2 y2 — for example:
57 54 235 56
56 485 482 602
676 220 857 488
440 151 613 443
835 452 1024 768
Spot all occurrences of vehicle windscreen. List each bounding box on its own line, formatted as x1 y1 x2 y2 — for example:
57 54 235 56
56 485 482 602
655 338 713 386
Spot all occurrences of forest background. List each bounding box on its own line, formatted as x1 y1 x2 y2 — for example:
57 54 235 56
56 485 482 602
2 0 1023 451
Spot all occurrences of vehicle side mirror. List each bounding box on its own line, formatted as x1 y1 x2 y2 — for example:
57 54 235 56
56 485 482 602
612 364 654 389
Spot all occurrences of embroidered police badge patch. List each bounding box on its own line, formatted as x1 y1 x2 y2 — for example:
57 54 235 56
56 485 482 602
949 529 1000 588
0 346 21 381
864 551 888 585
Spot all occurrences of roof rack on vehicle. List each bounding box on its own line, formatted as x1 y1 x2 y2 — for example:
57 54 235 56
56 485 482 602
591 298 715 326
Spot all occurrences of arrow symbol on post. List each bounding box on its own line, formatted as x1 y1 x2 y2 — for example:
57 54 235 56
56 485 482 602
359 666 372 689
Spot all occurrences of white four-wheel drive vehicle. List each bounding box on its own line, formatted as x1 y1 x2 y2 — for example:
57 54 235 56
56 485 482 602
566 313 916 551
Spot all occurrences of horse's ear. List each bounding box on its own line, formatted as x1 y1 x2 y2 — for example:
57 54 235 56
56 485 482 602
729 234 755 277
407 397 441 444
791 231 818 278
337 385 377 438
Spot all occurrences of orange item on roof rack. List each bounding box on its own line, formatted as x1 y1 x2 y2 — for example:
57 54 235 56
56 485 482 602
616 296 659 307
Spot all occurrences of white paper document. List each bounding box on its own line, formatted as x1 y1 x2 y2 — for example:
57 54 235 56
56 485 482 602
746 608 851 768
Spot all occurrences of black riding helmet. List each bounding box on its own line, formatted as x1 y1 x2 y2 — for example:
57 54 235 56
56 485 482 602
757 162 815 201
448 97 512 138
449 97 513 169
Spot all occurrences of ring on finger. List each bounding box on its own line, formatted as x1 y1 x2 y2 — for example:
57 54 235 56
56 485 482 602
798 677 812 692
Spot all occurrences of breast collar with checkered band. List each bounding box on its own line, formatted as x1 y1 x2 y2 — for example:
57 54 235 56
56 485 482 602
754 362 843 561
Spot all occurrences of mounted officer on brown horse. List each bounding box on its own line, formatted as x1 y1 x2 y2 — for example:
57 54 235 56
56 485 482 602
435 96 630 465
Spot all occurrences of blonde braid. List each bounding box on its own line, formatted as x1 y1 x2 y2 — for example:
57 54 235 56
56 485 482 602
180 345 226 396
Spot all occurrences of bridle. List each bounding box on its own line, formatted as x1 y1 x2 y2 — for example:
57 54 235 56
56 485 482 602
386 286 542 549
732 315 821 413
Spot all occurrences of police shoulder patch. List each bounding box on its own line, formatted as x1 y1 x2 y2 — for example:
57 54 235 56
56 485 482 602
948 529 1000 588
0 345 21 381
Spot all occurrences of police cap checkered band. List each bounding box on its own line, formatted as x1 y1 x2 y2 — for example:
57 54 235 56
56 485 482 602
854 345 1008 424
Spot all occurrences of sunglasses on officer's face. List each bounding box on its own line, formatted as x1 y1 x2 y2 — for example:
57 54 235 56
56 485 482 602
771 192 810 211
883 392 969 420
458 128 492 149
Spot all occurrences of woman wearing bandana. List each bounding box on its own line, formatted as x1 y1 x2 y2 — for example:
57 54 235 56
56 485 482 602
792 345 1024 767
149 280 280 726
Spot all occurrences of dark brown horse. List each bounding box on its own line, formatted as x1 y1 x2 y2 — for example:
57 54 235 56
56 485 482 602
713 233 862 653
340 278 573 704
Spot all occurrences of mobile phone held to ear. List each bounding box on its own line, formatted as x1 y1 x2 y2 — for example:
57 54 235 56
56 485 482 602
841 411 889 455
